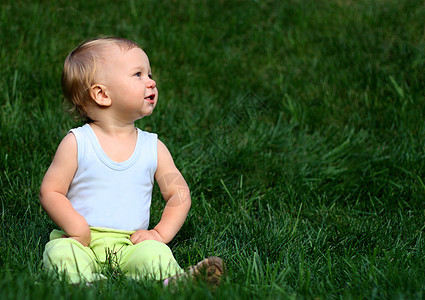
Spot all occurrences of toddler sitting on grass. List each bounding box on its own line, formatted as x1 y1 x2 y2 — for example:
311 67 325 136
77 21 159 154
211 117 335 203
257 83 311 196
39 36 224 286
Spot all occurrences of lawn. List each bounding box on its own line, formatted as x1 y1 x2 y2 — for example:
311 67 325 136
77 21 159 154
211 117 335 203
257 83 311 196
1 0 425 299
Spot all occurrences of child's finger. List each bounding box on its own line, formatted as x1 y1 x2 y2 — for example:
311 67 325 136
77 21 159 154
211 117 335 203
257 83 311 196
130 230 149 244
129 235 135 243
131 236 142 244
130 233 141 244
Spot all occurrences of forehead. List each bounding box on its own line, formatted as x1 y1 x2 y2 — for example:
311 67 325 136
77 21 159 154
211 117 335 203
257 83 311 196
103 44 149 68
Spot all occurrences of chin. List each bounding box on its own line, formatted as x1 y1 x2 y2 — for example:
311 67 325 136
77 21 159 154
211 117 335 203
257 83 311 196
144 109 154 117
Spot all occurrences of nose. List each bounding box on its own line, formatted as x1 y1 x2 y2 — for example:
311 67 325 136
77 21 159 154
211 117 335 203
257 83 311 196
147 77 156 89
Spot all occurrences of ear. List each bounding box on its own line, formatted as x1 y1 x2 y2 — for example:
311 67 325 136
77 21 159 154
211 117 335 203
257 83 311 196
90 84 112 107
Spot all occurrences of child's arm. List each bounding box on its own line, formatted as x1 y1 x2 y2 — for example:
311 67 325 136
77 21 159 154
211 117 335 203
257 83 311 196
39 133 91 246
130 140 191 244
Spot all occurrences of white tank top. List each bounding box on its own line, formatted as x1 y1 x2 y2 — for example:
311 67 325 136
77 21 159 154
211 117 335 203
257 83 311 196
66 124 157 231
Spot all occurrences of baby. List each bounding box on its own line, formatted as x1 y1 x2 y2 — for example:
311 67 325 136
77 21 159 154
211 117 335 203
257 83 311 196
39 37 224 286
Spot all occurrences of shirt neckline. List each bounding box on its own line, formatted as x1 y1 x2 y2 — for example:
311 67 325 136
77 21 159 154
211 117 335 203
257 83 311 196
84 124 142 170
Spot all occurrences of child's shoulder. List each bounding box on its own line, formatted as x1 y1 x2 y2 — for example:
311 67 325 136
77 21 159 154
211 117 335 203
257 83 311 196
49 130 78 169
136 126 156 134
60 130 78 147
136 127 158 140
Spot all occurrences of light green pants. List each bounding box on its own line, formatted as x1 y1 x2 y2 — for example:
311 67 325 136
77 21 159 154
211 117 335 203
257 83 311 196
42 227 183 284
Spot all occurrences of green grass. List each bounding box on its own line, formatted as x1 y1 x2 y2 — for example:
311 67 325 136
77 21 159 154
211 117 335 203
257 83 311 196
1 0 425 298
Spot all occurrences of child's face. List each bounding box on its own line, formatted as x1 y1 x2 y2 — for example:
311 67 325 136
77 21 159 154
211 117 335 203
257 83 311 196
99 45 158 122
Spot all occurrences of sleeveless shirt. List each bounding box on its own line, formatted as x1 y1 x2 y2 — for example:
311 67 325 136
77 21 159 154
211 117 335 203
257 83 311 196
66 124 157 231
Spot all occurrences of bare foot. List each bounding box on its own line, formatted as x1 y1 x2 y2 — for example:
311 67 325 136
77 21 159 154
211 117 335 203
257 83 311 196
164 256 226 287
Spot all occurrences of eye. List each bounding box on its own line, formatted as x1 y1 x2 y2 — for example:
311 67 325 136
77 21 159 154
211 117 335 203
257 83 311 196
148 74 153 79
135 72 141 77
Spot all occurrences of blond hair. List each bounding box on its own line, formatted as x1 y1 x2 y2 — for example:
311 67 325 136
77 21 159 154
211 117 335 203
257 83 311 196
62 37 140 122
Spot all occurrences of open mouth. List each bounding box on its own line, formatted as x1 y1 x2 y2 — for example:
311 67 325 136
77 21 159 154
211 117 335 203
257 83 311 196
144 94 155 102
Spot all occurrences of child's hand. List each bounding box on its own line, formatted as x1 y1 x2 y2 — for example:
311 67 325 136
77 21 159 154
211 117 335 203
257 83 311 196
130 229 165 244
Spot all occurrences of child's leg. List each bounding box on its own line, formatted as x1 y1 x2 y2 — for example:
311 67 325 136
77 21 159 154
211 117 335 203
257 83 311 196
43 234 103 284
119 240 183 280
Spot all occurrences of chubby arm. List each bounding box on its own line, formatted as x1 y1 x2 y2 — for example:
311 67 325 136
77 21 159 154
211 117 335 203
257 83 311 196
39 133 91 246
130 139 191 244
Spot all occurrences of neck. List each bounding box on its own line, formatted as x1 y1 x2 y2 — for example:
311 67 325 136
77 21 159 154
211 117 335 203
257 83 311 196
89 120 136 137
87 110 137 136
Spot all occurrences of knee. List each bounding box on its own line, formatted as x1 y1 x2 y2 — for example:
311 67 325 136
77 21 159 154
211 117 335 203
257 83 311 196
43 238 85 268
125 240 176 267
123 240 181 280
134 240 173 259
